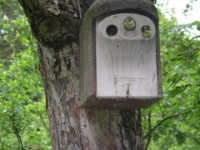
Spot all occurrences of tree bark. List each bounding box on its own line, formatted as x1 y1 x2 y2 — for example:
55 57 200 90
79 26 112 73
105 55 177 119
18 0 144 149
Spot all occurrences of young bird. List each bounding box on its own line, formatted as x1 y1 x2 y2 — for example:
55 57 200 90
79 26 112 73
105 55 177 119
141 25 152 38
123 17 136 31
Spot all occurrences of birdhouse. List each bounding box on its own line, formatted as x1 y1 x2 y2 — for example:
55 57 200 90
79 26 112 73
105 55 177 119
80 0 162 109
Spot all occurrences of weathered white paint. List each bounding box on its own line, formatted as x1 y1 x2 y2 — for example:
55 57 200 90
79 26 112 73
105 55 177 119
96 13 158 98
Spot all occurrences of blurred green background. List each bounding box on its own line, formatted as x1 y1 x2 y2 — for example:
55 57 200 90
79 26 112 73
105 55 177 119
0 0 199 149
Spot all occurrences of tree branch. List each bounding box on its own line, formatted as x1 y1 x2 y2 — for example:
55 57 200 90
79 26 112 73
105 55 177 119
187 135 200 145
144 110 191 139
38 112 49 131
0 137 5 150
145 112 151 150
158 103 165 119
11 96 24 150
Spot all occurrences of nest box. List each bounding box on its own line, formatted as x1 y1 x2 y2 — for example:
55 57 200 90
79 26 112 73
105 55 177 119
80 0 162 109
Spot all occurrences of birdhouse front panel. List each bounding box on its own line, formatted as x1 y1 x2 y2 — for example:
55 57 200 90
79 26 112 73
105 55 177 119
96 13 158 98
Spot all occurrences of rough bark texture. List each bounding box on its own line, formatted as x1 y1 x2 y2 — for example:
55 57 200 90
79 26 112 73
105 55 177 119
18 0 144 149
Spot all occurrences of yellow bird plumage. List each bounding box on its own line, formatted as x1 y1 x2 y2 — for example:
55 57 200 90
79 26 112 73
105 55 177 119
123 17 136 31
141 25 152 38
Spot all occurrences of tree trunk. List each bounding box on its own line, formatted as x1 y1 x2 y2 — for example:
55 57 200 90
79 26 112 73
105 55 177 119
18 0 144 149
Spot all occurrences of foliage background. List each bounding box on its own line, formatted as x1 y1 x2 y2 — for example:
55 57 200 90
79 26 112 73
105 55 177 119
143 1 200 150
0 0 51 149
0 0 199 149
